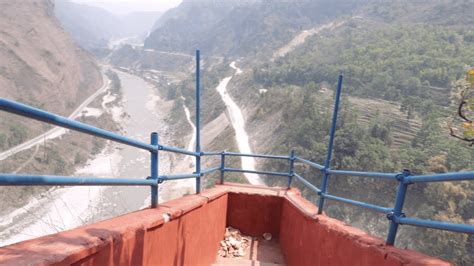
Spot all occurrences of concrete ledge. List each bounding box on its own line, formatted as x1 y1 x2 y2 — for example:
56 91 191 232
0 190 228 266
0 184 450 265
279 190 451 266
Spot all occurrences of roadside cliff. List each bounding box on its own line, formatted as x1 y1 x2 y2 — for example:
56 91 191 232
0 0 102 150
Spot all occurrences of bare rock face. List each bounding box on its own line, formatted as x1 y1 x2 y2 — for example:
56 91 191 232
0 0 102 148
218 227 252 258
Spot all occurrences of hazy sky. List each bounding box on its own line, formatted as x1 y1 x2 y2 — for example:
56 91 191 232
71 0 183 14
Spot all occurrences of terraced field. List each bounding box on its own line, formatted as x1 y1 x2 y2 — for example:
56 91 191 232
348 97 422 149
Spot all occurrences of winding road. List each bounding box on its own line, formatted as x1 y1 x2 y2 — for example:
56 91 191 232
216 62 264 185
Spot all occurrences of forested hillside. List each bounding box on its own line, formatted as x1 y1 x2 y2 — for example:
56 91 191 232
145 0 361 57
255 23 474 108
107 0 474 263
236 1 474 264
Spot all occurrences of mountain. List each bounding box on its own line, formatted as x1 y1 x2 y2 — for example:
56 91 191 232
0 0 102 150
140 0 474 264
54 0 118 51
144 0 360 57
145 0 474 58
231 1 474 264
54 0 161 53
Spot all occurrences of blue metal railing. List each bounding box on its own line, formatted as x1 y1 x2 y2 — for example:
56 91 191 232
195 50 202 193
0 50 472 248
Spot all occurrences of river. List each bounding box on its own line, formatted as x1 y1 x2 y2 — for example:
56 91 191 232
0 61 263 246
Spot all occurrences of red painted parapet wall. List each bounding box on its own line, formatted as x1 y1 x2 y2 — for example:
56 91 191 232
0 183 449 265
0 188 229 265
277 188 450 266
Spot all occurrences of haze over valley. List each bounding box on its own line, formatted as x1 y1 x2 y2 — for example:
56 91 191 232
0 0 473 264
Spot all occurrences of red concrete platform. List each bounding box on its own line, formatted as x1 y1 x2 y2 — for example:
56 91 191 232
0 183 450 265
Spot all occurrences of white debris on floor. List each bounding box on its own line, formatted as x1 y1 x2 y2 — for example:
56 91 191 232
218 227 252 258
262 232 272 241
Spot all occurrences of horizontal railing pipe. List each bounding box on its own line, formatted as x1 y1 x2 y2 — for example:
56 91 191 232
321 193 393 214
0 98 156 152
159 173 200 181
295 157 324 170
0 174 156 186
201 167 220 175
224 168 291 177
294 173 321 193
398 217 474 234
159 144 198 156
405 171 474 184
224 152 289 160
328 169 399 180
201 152 221 156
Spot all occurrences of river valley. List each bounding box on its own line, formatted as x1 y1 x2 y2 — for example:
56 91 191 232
0 59 262 246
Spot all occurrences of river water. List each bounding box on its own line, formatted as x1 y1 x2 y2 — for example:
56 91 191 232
0 68 171 246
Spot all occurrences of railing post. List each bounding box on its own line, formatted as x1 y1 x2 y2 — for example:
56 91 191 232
287 150 295 189
318 75 343 214
195 49 201 193
386 169 410 245
150 132 159 208
220 152 226 184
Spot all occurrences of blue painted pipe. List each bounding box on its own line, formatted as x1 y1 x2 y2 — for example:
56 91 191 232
150 132 158 208
159 144 198 156
3 73 474 245
406 171 474 184
0 98 157 152
201 151 222 156
287 150 295 188
0 174 156 186
201 167 220 175
195 49 202 194
328 169 398 180
220 152 225 184
224 152 289 160
318 75 343 214
224 168 291 177
386 170 410 245
295 157 324 170
321 193 393 214
397 217 474 234
294 173 321 193
159 173 200 181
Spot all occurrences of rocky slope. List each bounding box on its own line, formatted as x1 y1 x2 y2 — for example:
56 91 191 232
0 0 102 150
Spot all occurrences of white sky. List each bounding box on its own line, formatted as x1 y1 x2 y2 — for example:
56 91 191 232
70 0 183 14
